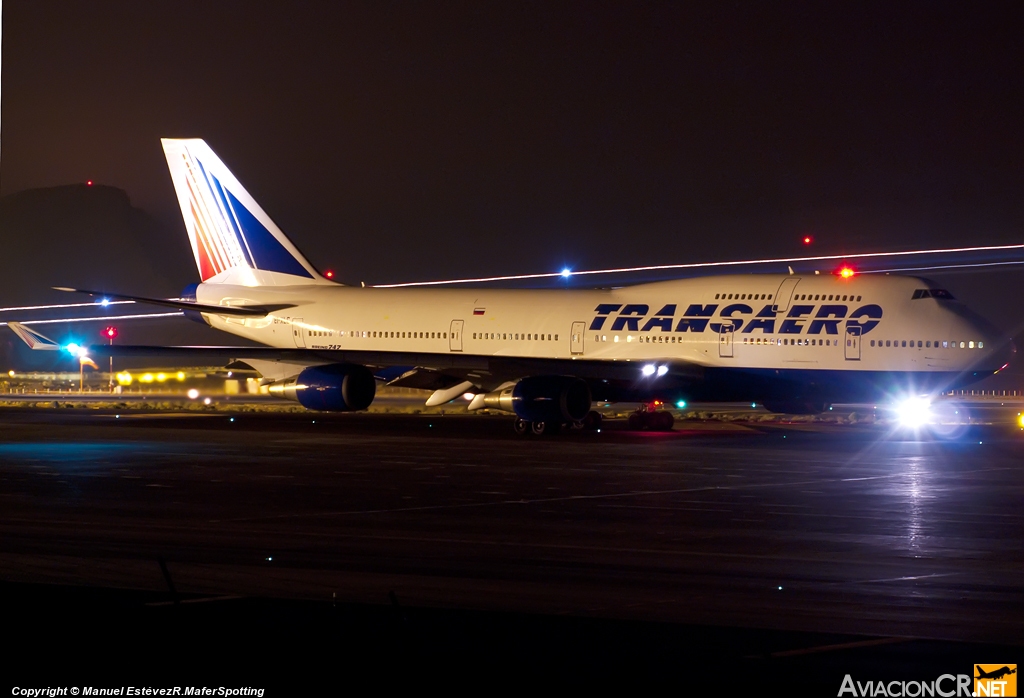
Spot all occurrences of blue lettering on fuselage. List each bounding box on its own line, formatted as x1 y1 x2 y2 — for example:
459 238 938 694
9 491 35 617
779 305 814 334
742 305 778 333
610 304 649 332
846 304 882 333
709 304 751 333
589 304 622 331
590 303 883 335
807 305 847 334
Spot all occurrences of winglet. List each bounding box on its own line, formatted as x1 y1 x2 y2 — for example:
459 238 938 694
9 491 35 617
8 322 62 351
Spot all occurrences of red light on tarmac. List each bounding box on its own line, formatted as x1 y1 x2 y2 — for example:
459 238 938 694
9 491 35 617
103 326 118 339
86 180 94 186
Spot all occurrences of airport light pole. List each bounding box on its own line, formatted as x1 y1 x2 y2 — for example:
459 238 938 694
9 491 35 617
104 326 118 390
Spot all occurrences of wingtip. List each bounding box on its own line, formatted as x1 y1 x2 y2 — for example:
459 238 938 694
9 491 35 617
7 322 62 351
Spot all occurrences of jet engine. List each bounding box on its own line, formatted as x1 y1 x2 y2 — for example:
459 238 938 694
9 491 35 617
469 376 591 423
269 364 376 411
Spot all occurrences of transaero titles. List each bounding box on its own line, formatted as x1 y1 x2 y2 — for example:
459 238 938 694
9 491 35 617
589 303 883 335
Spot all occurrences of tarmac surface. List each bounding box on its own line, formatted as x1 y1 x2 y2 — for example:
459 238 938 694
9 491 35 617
1 405 1021 690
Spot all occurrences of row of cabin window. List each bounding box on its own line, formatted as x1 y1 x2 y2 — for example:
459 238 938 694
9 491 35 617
472 332 558 341
869 339 984 349
712 292 863 302
715 293 773 300
742 337 839 346
794 292 860 300
590 334 839 346
592 335 690 343
340 331 448 339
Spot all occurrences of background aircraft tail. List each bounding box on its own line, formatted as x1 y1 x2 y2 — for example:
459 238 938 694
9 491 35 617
161 138 334 286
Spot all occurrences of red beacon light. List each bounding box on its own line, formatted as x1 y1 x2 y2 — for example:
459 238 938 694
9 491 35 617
324 269 335 279
803 236 813 245
103 326 118 339
86 180 94 186
838 266 856 279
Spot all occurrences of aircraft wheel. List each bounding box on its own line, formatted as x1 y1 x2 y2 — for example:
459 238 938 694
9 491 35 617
627 412 645 431
513 418 530 436
583 411 603 431
654 411 675 431
530 420 550 436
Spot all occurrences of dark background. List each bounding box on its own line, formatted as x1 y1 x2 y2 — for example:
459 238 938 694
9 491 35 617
1 1 1023 368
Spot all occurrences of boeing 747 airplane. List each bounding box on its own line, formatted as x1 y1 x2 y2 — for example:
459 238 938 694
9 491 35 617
9 139 1016 433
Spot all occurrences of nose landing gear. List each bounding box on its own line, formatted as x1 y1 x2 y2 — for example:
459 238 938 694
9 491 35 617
627 403 675 431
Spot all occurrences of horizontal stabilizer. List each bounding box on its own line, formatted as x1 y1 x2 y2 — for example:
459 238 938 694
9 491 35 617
7 322 61 350
53 287 294 317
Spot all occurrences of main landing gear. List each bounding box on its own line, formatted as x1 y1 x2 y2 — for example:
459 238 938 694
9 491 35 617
627 403 675 432
513 411 603 436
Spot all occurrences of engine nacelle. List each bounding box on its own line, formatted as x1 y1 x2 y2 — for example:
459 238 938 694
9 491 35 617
472 376 591 422
269 364 376 411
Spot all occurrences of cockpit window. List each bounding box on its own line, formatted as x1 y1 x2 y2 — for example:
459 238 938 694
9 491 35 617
912 289 955 300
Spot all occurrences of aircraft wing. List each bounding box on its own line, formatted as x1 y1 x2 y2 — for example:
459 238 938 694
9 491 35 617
52 286 295 317
7 322 704 393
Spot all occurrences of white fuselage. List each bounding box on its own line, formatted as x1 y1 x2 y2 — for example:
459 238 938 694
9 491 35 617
195 273 1008 380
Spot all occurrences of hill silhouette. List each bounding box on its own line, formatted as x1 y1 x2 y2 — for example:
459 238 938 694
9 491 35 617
0 184 195 304
0 184 231 371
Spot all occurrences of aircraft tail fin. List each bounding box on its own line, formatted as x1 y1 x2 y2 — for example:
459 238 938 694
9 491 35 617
161 139 335 287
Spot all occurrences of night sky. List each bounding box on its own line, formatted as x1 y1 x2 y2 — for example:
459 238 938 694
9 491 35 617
3 1 1024 348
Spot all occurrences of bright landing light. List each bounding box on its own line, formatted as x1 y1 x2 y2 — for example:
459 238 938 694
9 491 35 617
896 397 933 429
642 364 656 377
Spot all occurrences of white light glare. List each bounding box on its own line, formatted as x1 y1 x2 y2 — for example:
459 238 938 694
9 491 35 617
561 268 572 278
64 343 89 358
642 364 656 377
187 389 200 400
656 365 668 377
896 397 932 429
